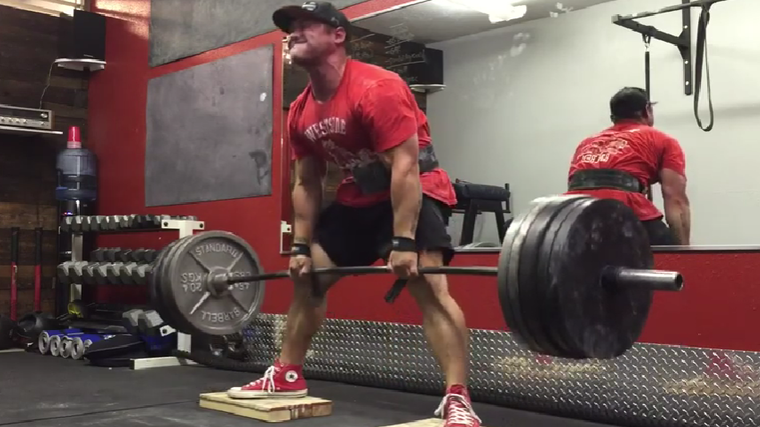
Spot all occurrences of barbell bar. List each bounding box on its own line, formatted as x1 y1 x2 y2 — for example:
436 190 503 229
204 265 681 291
148 194 685 360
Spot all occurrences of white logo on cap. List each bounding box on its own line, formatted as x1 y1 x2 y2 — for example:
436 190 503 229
302 2 317 11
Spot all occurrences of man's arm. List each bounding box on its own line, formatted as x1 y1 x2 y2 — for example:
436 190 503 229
292 155 325 245
287 104 325 246
658 136 690 245
359 78 423 239
382 135 422 239
660 169 690 245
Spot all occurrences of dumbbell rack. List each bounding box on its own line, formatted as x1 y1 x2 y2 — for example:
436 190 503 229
66 215 205 370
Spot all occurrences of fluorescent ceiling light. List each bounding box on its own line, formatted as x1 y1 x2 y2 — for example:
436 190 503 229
433 0 527 23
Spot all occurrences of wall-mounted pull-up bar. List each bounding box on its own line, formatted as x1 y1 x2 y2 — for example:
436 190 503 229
612 0 729 132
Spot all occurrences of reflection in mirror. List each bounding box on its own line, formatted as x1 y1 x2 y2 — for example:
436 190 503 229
282 0 750 247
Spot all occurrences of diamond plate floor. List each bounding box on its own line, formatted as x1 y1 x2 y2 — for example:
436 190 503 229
0 350 618 427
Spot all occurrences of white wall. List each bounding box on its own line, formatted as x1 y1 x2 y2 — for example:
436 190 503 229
427 0 760 245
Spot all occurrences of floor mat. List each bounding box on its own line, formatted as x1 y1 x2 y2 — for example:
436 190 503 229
0 351 617 427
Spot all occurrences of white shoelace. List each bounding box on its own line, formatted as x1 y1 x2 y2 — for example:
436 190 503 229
248 366 277 393
434 393 482 426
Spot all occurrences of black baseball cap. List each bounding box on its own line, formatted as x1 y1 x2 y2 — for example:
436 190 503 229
610 87 656 120
273 1 351 34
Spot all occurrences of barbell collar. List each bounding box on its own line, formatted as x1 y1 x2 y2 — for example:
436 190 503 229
601 267 684 292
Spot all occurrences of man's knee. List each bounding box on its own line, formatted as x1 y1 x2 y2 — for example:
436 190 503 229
407 250 451 303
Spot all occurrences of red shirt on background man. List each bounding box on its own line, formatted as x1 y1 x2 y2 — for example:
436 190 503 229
567 121 686 221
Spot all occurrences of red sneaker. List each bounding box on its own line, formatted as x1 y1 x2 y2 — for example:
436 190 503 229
226 361 308 399
434 385 482 427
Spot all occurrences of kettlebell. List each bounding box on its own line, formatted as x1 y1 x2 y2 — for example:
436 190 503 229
15 312 57 343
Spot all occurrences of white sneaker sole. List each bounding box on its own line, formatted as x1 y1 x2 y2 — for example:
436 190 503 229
226 389 309 399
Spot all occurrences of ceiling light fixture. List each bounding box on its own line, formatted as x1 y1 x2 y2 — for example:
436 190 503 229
433 0 527 23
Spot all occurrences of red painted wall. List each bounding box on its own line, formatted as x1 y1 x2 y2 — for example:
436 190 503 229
87 0 760 353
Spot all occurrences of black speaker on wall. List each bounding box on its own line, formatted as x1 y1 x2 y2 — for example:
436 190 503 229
58 10 106 61
406 48 444 86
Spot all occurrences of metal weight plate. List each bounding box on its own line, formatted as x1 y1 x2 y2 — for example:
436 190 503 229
545 197 654 359
536 196 595 358
518 195 588 357
149 238 186 328
498 196 553 351
160 231 266 336
150 238 187 321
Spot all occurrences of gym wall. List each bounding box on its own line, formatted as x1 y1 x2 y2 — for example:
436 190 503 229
425 0 760 245
0 5 90 317
84 0 759 351
85 0 418 301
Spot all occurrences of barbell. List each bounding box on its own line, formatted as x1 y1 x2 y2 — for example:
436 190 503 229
147 194 684 360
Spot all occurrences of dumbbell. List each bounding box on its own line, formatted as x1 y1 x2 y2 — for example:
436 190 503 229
106 262 126 284
57 261 76 285
70 334 115 360
99 216 113 231
90 248 105 262
117 214 135 229
143 250 158 263
91 248 122 262
38 328 82 355
89 216 107 232
138 310 176 356
122 308 144 335
60 216 78 233
60 216 73 232
79 216 92 232
117 249 134 263
173 215 199 221
73 216 88 232
57 261 88 285
130 248 147 262
119 263 138 285
81 263 108 285
133 264 153 285
61 216 85 232
138 310 165 335
107 215 122 230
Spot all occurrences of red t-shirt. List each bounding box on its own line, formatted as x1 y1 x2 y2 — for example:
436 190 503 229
566 121 686 221
288 59 457 208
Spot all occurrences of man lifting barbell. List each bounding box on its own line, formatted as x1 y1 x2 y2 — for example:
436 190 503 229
228 2 480 426
144 4 684 424
566 87 691 245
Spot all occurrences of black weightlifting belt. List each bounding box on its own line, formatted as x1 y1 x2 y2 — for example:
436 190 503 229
567 169 645 194
351 144 440 195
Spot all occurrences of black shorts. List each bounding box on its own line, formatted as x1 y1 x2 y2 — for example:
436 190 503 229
641 218 677 245
314 196 455 267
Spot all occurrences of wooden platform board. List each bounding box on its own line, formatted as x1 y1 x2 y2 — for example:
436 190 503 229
381 419 487 427
198 392 332 423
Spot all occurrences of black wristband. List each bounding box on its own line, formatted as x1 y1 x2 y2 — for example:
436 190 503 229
291 243 311 256
390 236 416 252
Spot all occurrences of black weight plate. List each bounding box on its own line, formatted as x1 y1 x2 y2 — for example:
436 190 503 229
163 231 266 336
498 196 553 350
519 195 586 357
537 196 595 358
547 198 654 359
497 200 536 344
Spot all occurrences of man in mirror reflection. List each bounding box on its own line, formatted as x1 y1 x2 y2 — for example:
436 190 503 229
227 2 482 427
567 87 691 246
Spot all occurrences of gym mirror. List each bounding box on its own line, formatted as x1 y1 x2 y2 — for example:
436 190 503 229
281 0 754 248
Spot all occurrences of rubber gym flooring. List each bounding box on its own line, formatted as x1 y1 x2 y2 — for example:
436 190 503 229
0 350 619 427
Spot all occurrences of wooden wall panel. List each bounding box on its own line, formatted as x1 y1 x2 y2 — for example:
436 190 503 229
0 4 90 317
